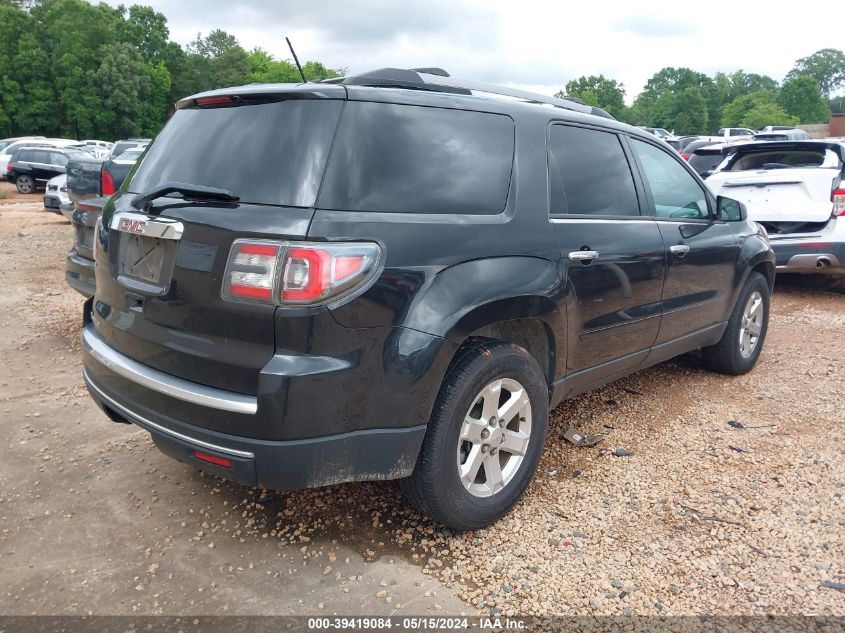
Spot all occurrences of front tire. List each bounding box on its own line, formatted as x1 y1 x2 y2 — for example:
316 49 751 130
400 340 549 531
702 272 770 375
15 174 35 194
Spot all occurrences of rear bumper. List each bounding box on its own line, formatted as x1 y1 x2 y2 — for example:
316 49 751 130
81 323 429 489
769 218 845 274
65 251 95 298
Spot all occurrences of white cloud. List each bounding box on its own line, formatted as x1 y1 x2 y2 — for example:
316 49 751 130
105 0 845 102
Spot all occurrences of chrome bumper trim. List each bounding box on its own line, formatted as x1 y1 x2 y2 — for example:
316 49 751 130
84 369 255 459
82 325 258 414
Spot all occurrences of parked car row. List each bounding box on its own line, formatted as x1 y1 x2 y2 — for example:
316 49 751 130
0 136 145 198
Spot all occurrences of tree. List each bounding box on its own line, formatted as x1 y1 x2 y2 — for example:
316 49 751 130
785 48 845 97
670 87 708 135
778 76 830 123
11 33 56 133
631 67 717 131
138 61 171 135
119 5 169 63
94 42 146 138
726 70 778 100
741 103 798 130
557 74 626 119
187 29 250 89
721 92 775 128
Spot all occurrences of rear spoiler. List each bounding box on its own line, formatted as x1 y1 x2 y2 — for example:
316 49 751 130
723 141 845 161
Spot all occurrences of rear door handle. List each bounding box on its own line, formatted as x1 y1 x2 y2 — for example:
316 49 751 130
669 244 690 257
568 250 599 262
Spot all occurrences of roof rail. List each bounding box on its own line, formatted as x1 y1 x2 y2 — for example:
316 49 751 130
333 68 615 120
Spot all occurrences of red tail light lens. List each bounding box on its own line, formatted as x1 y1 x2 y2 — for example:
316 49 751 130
6 163 13 172
223 241 282 300
833 188 845 216
680 152 690 161
101 169 116 196
222 240 381 306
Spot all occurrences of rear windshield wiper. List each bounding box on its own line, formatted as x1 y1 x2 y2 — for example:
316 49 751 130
131 181 239 211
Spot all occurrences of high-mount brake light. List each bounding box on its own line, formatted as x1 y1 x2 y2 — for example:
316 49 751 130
222 240 381 306
833 188 845 217
196 95 235 106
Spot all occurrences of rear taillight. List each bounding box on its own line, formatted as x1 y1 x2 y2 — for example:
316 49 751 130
6 163 12 172
101 169 116 196
680 152 690 161
833 188 845 217
222 240 381 306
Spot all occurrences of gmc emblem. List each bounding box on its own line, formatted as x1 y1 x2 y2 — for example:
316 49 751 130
119 218 147 234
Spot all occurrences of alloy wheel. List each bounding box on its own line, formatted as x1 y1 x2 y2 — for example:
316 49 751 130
457 377 532 497
738 290 764 358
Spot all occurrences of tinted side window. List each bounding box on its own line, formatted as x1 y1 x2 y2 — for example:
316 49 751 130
16 150 35 162
50 152 69 166
548 125 640 216
631 139 709 219
319 102 514 214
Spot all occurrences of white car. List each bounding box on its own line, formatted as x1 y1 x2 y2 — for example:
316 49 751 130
707 140 845 274
0 135 45 152
0 138 79 173
43 174 73 220
717 127 756 142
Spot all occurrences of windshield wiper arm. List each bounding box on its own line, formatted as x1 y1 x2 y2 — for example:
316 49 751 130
131 181 239 210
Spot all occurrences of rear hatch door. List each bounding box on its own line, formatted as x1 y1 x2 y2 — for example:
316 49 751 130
707 144 843 222
92 87 345 395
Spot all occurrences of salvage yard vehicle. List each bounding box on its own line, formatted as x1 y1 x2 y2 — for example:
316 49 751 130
66 196 105 298
65 147 148 298
754 129 811 141
5 146 91 194
43 174 72 219
0 137 78 173
81 68 775 530
67 141 148 207
707 140 845 275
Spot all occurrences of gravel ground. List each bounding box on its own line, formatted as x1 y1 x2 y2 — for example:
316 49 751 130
1 182 843 619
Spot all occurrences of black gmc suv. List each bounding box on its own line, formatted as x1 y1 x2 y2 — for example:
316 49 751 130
81 69 774 530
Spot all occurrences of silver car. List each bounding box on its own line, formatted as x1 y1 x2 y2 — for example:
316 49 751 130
43 174 74 220
707 140 845 274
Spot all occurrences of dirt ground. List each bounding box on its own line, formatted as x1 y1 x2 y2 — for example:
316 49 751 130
0 181 843 618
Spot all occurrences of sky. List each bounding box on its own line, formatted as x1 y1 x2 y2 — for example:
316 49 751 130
103 0 845 103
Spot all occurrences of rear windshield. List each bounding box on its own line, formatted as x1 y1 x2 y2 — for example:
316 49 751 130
689 152 724 175
126 99 343 207
318 102 514 214
725 149 841 171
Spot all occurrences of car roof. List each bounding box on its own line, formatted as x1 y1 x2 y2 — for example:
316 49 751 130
178 74 660 144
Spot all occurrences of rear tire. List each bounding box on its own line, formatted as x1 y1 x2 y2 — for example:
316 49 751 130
16 174 34 194
400 339 549 531
702 272 770 375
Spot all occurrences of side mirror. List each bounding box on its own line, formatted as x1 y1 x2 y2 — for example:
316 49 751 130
716 195 747 222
